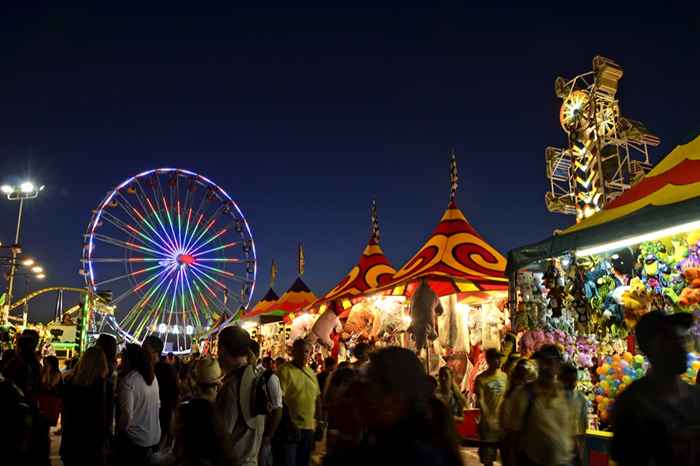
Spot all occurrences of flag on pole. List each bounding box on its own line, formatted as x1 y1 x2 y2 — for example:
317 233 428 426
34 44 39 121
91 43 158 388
270 259 278 287
298 243 305 276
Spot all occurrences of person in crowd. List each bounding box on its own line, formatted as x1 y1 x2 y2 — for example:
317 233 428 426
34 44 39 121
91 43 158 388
116 344 161 466
503 344 571 466
38 355 63 428
41 355 62 390
612 311 700 466
262 356 276 372
499 358 536 466
323 366 361 456
95 333 118 440
0 359 36 464
276 339 321 466
249 340 263 373
257 345 284 466
60 346 110 466
501 333 517 364
216 326 264 466
436 365 468 420
352 342 370 368
317 356 337 394
173 397 238 466
337 361 351 370
143 335 179 451
501 351 522 376
192 358 223 402
178 359 197 402
560 362 588 466
275 356 286 371
8 329 42 402
474 349 507 466
323 346 462 466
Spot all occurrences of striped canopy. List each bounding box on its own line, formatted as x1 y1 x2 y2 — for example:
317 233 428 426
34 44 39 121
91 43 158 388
508 134 700 272
267 277 317 315
243 288 280 318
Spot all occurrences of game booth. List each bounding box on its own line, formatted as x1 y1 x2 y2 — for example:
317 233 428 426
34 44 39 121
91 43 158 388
507 135 700 465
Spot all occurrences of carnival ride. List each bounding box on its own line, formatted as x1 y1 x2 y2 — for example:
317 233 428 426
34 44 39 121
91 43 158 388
545 56 660 221
81 168 257 353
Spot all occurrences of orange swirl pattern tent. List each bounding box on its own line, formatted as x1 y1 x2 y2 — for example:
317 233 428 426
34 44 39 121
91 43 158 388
311 201 396 312
379 154 508 298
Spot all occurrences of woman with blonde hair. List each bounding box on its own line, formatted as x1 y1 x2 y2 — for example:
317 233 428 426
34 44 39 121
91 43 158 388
60 346 110 466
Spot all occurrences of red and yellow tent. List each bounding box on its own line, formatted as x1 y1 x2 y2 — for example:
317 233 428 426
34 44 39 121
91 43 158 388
311 202 397 313
381 199 508 298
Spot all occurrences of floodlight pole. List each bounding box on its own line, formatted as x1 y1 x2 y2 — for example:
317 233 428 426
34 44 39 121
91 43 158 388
3 198 24 325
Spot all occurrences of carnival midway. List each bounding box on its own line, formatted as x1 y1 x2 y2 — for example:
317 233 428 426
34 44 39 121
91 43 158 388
1 55 699 466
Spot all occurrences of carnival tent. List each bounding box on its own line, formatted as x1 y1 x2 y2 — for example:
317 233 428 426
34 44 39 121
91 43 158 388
310 202 396 313
267 276 317 320
243 288 280 318
507 134 700 273
377 156 508 298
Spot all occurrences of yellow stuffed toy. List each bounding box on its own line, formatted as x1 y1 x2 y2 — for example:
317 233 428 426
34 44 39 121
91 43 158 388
621 277 651 328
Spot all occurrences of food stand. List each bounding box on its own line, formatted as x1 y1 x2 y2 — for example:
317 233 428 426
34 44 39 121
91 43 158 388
507 135 700 464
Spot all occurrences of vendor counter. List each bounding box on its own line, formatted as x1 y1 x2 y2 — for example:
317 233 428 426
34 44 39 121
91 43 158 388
456 411 617 466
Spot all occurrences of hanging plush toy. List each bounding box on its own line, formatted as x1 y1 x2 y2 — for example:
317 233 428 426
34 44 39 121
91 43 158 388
543 262 565 318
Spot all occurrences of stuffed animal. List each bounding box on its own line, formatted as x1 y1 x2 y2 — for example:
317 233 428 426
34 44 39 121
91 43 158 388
679 268 700 308
370 297 409 342
620 277 651 328
342 301 374 341
288 313 316 345
307 308 343 348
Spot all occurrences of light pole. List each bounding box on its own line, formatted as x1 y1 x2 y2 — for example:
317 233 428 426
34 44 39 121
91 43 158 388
0 181 44 325
14 260 46 328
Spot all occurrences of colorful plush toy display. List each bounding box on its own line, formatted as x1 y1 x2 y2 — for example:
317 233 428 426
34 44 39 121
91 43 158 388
620 277 651 328
679 268 700 308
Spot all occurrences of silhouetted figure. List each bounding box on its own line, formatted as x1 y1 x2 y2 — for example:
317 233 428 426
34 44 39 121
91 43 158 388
323 346 462 466
474 349 506 466
173 397 238 466
502 344 571 466
612 311 700 466
60 346 110 466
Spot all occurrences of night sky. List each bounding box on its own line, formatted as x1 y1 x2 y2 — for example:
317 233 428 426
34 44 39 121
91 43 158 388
1 5 698 322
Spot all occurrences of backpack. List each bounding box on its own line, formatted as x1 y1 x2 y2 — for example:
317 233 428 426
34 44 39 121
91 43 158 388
252 369 274 417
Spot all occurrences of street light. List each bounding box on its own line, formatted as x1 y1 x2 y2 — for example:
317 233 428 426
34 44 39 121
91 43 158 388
22 258 34 266
0 180 44 325
13 260 47 328
31 266 43 273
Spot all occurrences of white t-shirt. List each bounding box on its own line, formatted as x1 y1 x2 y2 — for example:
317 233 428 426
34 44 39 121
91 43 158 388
266 373 283 410
118 370 161 447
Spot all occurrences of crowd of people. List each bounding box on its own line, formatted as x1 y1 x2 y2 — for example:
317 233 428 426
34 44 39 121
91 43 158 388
1 308 699 466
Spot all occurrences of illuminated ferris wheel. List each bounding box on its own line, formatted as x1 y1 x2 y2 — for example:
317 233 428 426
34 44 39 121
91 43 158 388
82 168 256 352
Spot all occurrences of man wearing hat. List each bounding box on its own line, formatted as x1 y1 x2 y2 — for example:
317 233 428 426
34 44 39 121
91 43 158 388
612 311 700 466
192 358 223 402
217 325 265 466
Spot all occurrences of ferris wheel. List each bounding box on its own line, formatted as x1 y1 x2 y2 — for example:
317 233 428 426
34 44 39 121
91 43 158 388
82 168 256 353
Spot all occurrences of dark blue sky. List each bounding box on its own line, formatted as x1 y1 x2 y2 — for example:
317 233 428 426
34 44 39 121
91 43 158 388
1 5 698 321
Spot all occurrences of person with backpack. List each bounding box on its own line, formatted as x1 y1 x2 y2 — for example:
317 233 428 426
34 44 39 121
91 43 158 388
276 338 321 466
216 325 265 466
503 344 571 466
248 341 283 466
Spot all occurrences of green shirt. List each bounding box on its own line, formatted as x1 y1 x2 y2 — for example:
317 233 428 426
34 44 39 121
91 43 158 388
278 363 321 430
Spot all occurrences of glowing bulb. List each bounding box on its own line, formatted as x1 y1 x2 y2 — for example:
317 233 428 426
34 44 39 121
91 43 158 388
31 266 43 273
158 323 167 333
36 274 45 279
20 182 35 193
1 185 13 194
22 259 34 266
